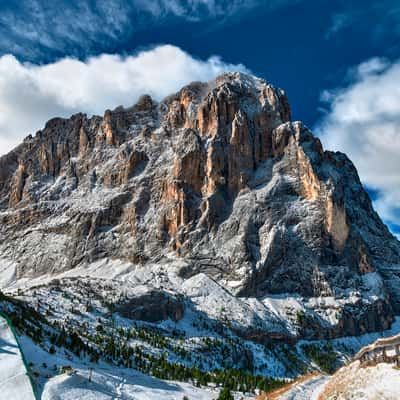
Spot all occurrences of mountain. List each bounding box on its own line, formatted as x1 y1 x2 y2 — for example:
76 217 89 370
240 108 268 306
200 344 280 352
1 73 400 394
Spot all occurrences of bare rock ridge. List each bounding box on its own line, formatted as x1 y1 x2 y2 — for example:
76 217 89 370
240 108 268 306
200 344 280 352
0 72 400 339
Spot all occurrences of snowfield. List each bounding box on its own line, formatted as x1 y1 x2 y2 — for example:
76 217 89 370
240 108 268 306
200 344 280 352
0 316 36 400
42 367 253 400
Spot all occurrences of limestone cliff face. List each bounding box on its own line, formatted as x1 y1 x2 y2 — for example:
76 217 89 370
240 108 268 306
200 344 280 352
0 72 399 338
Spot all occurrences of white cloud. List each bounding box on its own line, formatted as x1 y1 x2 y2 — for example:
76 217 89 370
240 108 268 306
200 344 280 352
316 57 400 227
0 45 248 156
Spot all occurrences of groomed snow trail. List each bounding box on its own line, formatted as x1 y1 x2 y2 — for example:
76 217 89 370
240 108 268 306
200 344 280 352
0 316 36 400
279 375 328 400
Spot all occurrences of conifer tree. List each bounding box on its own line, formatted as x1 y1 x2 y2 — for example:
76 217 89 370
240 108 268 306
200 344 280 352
218 387 234 400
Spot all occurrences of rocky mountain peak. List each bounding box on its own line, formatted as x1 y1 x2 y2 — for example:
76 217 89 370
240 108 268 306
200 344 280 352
0 72 399 339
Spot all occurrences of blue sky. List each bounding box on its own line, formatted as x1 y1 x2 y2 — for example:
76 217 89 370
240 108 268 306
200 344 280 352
1 0 400 233
1 0 399 125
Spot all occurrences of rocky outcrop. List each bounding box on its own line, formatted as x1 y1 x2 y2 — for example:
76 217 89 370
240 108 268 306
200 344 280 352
116 290 184 323
0 72 399 339
299 298 394 340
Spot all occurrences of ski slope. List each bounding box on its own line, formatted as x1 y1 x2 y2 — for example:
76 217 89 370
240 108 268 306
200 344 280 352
279 375 328 400
42 367 250 400
0 315 36 400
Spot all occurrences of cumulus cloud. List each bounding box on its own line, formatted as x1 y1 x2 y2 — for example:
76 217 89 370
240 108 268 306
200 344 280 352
0 44 248 156
316 57 400 229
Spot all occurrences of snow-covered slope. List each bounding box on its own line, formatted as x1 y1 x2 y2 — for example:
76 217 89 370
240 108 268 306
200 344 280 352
17 330 256 400
278 375 328 400
0 316 36 400
319 361 400 400
41 367 252 400
1 272 399 399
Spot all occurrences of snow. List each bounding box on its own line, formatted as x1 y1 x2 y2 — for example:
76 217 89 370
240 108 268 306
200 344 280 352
4 256 400 378
181 273 288 335
42 367 252 400
361 272 385 300
0 259 17 287
2 253 400 398
18 329 253 400
279 375 329 400
0 316 36 400
329 316 400 358
321 362 400 400
2 261 400 399
3 257 291 340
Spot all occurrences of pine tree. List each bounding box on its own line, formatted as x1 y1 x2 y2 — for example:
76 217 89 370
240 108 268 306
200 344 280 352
218 387 234 400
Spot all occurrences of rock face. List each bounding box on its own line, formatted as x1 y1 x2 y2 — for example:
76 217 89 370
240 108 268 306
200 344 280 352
116 289 184 323
0 72 399 338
